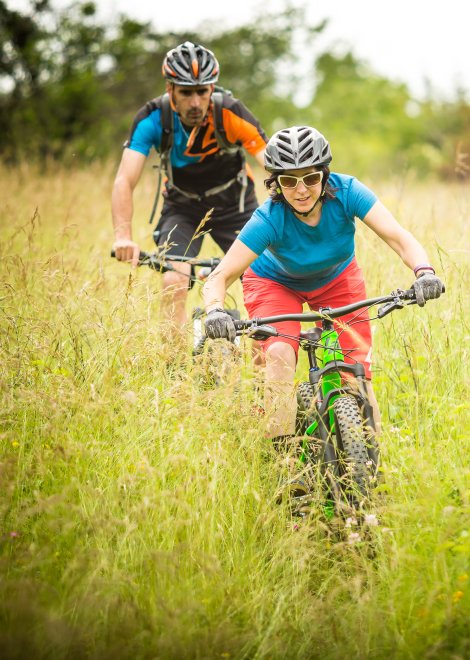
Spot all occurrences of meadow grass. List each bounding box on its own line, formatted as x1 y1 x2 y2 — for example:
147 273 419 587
0 162 468 659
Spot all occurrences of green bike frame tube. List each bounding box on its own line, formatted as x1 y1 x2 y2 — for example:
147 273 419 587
321 329 343 429
303 328 344 444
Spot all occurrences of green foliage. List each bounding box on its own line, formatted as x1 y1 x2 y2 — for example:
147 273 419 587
300 52 449 177
416 94 470 179
311 54 416 172
207 9 325 120
0 0 110 160
0 0 469 178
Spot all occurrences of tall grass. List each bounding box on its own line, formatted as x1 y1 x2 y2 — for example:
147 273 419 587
0 162 468 659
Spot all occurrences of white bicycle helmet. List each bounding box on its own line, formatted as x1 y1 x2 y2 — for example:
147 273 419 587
264 126 332 172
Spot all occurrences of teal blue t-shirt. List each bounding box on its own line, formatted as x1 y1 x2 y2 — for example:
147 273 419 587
237 172 377 290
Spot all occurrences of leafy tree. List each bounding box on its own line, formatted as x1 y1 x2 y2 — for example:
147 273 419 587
0 1 325 160
303 51 470 178
417 92 470 179
0 1 109 159
0 0 468 178
304 52 424 176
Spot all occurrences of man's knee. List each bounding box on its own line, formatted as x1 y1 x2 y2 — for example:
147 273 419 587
162 270 190 295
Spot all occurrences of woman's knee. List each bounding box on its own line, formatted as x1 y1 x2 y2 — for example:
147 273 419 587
266 341 296 370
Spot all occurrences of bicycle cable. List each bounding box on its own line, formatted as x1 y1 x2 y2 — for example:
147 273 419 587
314 300 382 373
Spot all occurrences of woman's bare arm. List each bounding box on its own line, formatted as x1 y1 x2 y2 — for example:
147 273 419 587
203 239 259 311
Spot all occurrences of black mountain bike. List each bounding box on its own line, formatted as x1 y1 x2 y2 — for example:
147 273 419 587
111 250 240 354
233 287 436 516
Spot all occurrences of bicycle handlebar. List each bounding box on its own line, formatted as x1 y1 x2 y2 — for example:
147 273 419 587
110 250 221 269
233 289 418 331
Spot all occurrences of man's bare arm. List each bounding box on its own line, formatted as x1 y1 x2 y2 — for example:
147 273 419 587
111 149 147 266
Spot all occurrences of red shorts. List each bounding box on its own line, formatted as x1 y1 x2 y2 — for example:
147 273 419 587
242 258 373 378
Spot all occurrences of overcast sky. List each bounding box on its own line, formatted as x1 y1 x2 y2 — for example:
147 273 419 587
12 0 470 100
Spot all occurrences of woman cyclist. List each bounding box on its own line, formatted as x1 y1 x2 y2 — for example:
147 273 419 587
202 125 444 443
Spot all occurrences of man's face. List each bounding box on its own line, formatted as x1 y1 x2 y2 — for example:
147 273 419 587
168 83 213 127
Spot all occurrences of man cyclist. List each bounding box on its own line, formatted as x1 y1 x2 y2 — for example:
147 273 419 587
112 41 267 325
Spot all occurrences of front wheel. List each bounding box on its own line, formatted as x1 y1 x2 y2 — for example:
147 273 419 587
296 381 315 434
333 395 376 500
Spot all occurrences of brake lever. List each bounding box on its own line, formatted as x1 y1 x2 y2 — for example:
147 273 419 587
377 287 420 318
377 298 405 318
247 324 279 340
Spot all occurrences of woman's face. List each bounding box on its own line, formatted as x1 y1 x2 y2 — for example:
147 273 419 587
278 167 323 214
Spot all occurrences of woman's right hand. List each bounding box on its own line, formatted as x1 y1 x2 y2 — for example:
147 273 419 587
411 272 444 307
204 309 236 342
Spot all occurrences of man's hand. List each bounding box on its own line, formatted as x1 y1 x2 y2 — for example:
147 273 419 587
204 308 236 342
411 272 444 307
113 239 140 268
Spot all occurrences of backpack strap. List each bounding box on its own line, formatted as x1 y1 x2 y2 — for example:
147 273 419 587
149 93 173 225
212 91 247 213
160 92 173 155
212 91 240 154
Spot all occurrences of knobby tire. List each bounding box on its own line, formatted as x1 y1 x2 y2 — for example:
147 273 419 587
296 381 315 434
333 395 373 500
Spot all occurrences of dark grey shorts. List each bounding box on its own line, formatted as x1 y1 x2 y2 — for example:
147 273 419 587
153 188 258 258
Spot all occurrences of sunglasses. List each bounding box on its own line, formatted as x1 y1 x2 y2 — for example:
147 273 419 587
278 171 323 189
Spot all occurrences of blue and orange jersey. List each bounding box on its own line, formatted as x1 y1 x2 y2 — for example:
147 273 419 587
124 92 267 195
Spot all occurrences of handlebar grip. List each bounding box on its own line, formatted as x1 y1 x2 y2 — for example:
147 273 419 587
402 288 416 300
110 249 150 261
233 319 252 331
400 283 446 300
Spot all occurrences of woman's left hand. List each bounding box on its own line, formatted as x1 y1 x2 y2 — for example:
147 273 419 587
411 273 445 307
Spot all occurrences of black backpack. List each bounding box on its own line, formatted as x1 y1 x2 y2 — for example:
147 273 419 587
149 87 247 224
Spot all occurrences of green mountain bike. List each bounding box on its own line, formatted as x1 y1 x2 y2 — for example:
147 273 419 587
234 287 436 515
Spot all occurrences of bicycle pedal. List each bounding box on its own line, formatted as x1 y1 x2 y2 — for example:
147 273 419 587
290 484 310 498
291 495 313 517
292 508 310 519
